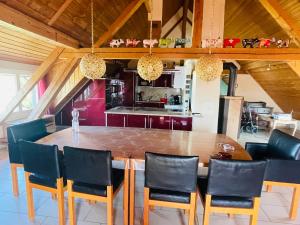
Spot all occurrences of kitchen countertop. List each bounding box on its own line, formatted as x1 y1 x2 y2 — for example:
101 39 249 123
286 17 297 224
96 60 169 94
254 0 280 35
105 106 192 118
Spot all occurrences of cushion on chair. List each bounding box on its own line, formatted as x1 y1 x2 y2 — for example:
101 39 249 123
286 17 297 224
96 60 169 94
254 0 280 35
72 168 124 196
197 176 253 208
29 174 66 188
149 188 190 204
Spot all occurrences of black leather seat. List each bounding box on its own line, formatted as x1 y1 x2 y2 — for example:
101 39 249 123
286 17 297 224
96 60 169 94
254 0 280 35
245 129 300 220
7 119 49 196
63 146 125 225
144 152 199 225
198 159 266 225
19 140 66 225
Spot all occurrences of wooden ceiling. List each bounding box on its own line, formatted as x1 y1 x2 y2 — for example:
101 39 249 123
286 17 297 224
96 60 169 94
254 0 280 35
0 21 59 65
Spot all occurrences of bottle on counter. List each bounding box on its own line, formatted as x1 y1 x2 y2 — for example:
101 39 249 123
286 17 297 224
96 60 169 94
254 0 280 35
71 108 80 132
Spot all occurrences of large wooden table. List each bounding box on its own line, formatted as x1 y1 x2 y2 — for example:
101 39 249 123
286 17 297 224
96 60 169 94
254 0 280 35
37 126 251 225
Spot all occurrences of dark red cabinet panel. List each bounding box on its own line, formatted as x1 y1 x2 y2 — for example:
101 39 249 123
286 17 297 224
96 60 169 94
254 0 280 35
127 115 148 128
171 117 192 131
153 74 173 87
149 116 171 129
106 114 126 127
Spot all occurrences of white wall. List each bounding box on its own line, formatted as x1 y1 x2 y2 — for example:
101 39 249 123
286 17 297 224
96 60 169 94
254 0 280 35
235 74 282 113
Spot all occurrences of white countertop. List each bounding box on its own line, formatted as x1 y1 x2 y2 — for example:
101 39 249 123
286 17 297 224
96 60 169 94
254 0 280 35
105 106 192 118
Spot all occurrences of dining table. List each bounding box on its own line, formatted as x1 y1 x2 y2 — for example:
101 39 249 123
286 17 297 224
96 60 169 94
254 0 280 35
36 126 251 225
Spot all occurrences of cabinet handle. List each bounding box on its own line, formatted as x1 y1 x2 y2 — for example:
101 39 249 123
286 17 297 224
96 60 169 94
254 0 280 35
144 117 147 128
123 116 126 127
150 118 152 129
171 119 174 130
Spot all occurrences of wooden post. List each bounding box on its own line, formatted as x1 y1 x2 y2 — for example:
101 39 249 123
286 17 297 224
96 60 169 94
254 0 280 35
0 48 64 123
191 0 204 48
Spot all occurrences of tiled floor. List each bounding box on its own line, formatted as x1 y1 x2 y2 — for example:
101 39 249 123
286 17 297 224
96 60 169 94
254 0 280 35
0 129 300 225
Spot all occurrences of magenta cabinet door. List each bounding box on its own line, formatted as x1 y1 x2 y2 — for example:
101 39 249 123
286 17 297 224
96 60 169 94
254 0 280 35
171 117 192 131
127 114 148 128
107 114 126 127
149 116 171 129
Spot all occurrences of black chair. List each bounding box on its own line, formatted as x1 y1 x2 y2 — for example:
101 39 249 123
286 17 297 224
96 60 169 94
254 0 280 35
7 119 49 196
246 129 300 220
144 152 199 225
19 140 66 225
63 146 126 225
198 159 266 225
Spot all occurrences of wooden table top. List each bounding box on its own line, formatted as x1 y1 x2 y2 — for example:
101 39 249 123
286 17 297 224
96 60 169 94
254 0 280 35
37 126 251 165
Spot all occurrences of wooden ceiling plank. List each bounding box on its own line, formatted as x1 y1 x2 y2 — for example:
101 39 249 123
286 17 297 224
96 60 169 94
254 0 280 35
0 54 42 65
28 57 78 120
162 17 183 38
182 0 189 41
191 0 204 48
94 0 145 47
0 48 64 123
61 47 300 61
48 0 74 26
144 0 151 13
259 0 300 46
0 3 80 48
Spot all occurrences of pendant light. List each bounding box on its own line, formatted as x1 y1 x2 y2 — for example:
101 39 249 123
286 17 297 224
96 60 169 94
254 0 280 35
137 0 163 82
80 0 106 79
195 0 223 81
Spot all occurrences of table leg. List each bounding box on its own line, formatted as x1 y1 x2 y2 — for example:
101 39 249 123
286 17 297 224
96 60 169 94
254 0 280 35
124 159 129 225
130 159 136 225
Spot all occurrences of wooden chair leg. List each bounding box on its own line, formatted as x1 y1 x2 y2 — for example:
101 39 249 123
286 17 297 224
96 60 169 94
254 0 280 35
25 172 34 220
57 178 65 225
188 193 197 225
67 180 76 225
123 161 129 225
130 159 136 225
11 164 19 197
250 197 260 225
51 193 57 200
266 185 272 192
143 188 149 225
107 186 113 225
203 195 211 225
290 186 300 220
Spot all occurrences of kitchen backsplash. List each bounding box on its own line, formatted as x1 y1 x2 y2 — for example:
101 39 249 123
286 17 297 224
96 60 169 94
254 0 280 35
136 86 182 101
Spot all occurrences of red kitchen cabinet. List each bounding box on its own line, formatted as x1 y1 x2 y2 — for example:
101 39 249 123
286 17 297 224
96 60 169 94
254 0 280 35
106 114 127 127
127 114 148 128
153 74 173 87
149 116 171 129
171 117 192 131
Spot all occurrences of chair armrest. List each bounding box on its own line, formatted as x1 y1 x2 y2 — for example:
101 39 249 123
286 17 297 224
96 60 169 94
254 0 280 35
265 159 300 184
245 142 269 160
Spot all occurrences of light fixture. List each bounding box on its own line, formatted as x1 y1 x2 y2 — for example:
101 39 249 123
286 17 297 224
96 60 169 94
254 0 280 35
195 55 223 81
267 64 271 71
80 0 106 79
137 0 163 81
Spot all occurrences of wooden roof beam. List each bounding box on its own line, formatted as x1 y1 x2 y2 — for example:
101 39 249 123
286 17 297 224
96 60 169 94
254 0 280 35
191 0 204 48
0 3 80 48
62 48 300 61
259 0 300 46
28 57 79 120
0 48 64 123
144 0 151 13
94 0 145 47
48 0 74 26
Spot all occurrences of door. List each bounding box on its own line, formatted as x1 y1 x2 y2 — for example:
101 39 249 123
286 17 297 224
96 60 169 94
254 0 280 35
127 115 148 128
149 116 171 129
106 114 127 127
171 117 192 131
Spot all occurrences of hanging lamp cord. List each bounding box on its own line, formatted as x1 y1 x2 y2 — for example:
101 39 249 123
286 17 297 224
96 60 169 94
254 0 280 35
91 0 94 54
149 0 153 55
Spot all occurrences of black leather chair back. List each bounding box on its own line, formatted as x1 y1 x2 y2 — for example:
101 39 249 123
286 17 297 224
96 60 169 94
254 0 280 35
207 159 266 198
145 152 199 193
7 119 48 164
63 146 112 186
20 140 63 179
268 129 300 160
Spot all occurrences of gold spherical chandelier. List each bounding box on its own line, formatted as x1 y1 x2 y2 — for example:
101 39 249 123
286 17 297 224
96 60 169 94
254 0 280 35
80 0 106 79
137 0 163 81
195 55 223 81
137 54 163 82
